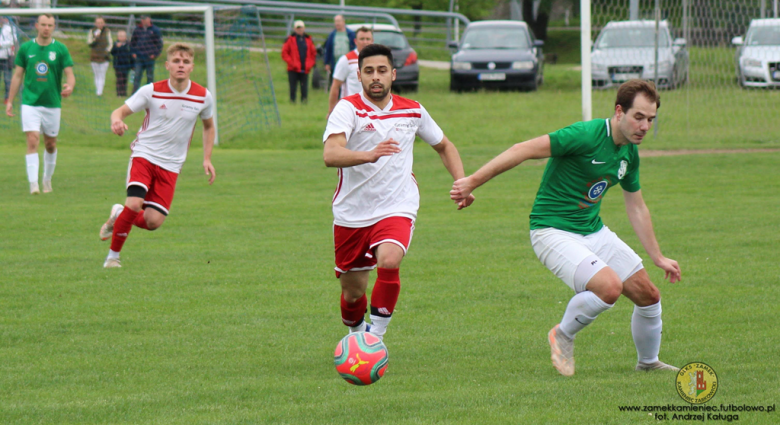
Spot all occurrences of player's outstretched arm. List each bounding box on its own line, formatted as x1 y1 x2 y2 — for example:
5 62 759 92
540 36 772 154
61 67 75 98
623 189 681 283
324 133 400 168
450 135 551 206
5 66 24 117
110 104 133 136
202 117 216 185
432 135 474 210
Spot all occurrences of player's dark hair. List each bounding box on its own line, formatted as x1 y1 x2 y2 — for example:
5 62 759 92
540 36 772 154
616 79 661 112
358 44 393 69
356 26 373 36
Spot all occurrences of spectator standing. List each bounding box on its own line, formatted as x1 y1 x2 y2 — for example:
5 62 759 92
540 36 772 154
323 15 355 89
87 16 112 96
281 20 316 104
130 15 163 94
1 15 18 105
110 29 132 96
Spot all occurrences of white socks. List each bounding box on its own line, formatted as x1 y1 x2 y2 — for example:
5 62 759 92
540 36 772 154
26 153 39 183
107 250 120 260
632 301 663 364
349 321 367 333
559 291 614 339
368 314 391 339
43 149 57 181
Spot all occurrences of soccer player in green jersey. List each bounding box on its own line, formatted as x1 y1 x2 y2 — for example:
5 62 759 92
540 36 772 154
5 14 75 195
450 80 681 376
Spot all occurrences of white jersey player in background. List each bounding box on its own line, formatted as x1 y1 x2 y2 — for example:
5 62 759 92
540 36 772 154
323 44 475 341
326 27 373 118
99 42 216 268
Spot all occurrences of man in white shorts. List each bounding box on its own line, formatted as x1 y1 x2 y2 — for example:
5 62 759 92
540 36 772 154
323 44 474 342
6 14 75 194
326 26 373 117
98 43 216 268
450 79 682 376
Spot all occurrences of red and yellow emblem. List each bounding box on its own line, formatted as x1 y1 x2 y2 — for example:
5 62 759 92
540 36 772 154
676 362 718 404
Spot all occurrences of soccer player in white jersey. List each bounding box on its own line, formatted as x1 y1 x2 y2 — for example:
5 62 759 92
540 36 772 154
323 44 475 340
99 43 216 268
327 27 373 117
450 80 681 376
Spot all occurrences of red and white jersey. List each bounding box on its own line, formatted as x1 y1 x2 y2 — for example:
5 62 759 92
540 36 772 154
332 49 361 99
323 92 444 228
126 79 214 173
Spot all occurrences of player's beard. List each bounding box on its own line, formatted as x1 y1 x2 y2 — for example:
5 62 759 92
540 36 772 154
364 82 390 101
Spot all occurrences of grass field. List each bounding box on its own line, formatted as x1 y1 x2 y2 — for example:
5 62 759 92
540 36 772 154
2 32 780 425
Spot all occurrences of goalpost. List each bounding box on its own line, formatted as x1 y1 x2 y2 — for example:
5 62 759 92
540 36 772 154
2 5 280 145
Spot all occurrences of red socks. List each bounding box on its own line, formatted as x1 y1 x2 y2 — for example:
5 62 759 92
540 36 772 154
340 293 367 327
110 208 139 252
133 212 149 229
370 267 401 317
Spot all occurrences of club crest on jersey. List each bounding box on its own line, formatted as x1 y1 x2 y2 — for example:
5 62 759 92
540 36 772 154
49 51 57 61
588 180 608 200
618 160 628 180
35 62 49 76
362 123 376 132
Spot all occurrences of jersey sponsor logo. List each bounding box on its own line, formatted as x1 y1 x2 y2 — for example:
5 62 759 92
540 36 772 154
393 121 416 133
181 104 199 112
587 180 608 200
49 51 56 61
618 160 628 180
591 159 606 164
35 61 49 76
362 123 376 132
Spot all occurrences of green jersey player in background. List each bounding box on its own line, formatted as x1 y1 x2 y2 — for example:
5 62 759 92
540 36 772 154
6 14 75 195
450 79 681 376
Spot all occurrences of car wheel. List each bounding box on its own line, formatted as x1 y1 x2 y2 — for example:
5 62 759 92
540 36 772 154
738 70 747 88
312 67 322 90
450 82 462 93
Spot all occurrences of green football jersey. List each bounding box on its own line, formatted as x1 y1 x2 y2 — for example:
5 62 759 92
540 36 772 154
529 118 641 235
14 39 74 108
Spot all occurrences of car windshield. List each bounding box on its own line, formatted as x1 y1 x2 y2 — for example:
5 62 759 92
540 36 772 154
746 26 780 46
596 28 671 48
461 27 529 49
372 31 408 49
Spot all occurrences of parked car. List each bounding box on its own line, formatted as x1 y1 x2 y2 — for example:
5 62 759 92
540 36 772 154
347 23 419 92
448 20 544 92
591 20 688 89
732 18 780 88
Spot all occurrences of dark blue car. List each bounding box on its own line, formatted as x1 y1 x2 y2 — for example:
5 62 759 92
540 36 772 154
449 20 544 92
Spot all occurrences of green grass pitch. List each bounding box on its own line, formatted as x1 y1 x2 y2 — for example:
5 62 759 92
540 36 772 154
1 38 779 425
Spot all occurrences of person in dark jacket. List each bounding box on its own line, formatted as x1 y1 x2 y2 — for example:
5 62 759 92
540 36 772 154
111 30 133 96
323 15 355 89
87 16 112 96
281 20 316 104
130 15 163 93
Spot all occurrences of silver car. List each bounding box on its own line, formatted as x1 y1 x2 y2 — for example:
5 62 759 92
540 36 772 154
591 20 688 89
732 18 780 88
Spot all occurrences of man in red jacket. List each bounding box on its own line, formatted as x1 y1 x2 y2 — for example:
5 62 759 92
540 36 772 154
282 20 316 104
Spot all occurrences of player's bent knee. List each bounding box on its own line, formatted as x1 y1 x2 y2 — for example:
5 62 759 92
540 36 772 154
586 269 623 304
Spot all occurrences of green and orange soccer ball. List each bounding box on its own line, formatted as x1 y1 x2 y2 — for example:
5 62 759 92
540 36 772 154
334 332 389 385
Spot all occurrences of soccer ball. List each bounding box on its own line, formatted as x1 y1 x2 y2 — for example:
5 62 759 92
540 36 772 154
334 331 389 385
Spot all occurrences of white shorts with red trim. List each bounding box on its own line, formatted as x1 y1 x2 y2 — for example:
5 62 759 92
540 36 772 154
333 216 414 277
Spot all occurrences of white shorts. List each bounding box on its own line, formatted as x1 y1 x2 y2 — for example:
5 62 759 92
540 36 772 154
530 226 643 293
21 105 61 137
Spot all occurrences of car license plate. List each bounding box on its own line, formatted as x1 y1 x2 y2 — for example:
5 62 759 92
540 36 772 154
773 71 780 80
478 73 506 81
612 73 640 82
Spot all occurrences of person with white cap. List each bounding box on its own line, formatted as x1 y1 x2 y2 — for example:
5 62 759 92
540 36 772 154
281 20 316 104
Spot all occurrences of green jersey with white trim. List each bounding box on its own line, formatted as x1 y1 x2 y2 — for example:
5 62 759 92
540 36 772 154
529 118 641 235
14 39 74 108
